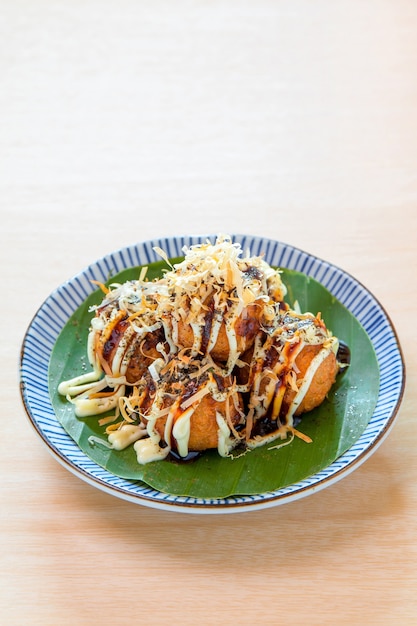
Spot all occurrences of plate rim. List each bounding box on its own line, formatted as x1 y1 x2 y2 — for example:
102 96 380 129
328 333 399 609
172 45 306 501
19 233 406 514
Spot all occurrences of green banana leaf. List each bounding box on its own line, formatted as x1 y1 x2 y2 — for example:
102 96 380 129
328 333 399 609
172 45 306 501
48 260 379 499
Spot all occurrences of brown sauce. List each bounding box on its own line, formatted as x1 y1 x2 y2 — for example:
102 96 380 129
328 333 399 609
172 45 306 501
168 449 202 464
102 318 129 362
337 341 351 368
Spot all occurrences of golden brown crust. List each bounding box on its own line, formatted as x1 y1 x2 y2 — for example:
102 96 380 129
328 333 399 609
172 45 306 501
153 390 243 451
125 330 166 383
176 302 263 361
282 346 339 415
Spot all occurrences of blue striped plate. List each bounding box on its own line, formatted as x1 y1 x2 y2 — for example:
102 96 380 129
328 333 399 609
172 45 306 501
20 234 405 513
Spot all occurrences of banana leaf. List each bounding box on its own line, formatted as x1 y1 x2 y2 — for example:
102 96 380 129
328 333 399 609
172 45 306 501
48 261 379 499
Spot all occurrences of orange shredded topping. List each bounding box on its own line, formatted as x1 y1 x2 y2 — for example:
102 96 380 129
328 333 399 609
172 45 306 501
89 391 118 399
90 279 110 294
292 428 313 444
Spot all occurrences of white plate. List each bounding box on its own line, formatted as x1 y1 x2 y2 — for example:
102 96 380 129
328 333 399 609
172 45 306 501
20 234 405 514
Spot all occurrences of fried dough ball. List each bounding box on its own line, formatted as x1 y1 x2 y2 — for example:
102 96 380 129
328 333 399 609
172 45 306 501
153 381 244 451
92 307 167 384
176 301 264 362
124 329 166 384
238 309 339 425
282 344 339 416
89 278 170 384
136 360 244 454
153 235 286 364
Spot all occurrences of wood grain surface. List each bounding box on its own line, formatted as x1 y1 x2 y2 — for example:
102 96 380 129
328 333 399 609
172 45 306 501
1 1 416 624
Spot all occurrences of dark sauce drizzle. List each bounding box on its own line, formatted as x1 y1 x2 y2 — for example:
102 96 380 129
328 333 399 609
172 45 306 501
168 450 202 464
336 340 351 369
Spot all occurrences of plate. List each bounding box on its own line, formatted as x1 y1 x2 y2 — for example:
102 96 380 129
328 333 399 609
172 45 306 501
48 263 379 498
20 234 405 513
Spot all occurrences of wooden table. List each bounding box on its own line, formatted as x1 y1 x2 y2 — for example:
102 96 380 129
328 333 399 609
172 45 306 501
2 1 416 624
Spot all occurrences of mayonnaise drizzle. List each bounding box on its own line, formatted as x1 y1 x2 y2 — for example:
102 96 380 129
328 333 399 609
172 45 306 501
287 337 339 420
57 370 102 397
216 411 234 457
171 406 195 458
134 438 171 464
72 385 126 418
108 424 147 450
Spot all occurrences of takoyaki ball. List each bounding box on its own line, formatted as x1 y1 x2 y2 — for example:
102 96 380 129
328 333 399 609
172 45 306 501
91 279 165 382
95 310 166 383
186 390 243 451
153 382 244 451
176 301 264 362
282 344 339 416
235 313 339 421
124 328 167 384
139 362 245 453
